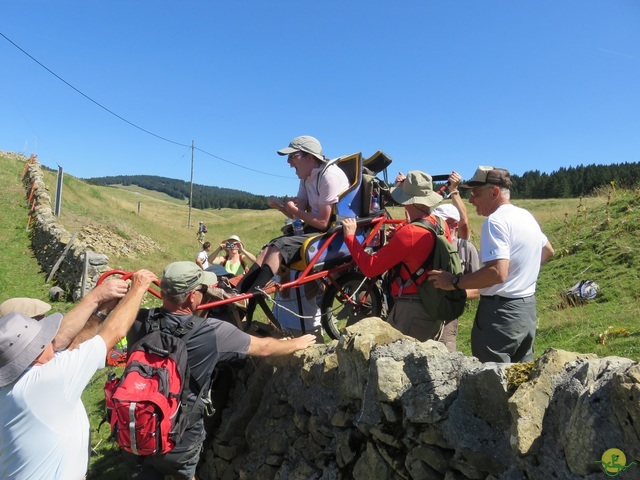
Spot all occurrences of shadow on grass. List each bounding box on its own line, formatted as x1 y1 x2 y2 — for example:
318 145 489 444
88 441 127 480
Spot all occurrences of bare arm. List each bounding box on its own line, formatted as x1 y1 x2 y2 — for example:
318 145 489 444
286 202 333 231
428 259 510 291
239 242 257 264
247 334 316 357
447 171 471 240
53 279 129 351
541 240 554 264
97 270 158 350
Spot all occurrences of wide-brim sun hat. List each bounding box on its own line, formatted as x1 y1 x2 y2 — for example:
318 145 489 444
390 170 443 208
161 261 218 296
226 235 241 243
277 136 326 162
0 298 52 318
0 311 63 387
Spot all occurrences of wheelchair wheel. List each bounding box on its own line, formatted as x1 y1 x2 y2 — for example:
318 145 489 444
320 272 383 340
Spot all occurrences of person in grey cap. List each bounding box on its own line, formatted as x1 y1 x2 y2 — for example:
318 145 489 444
238 136 349 309
341 170 449 341
122 261 316 480
0 269 157 480
429 166 554 363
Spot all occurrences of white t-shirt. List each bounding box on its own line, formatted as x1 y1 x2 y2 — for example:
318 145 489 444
479 204 548 298
0 335 107 480
196 250 209 270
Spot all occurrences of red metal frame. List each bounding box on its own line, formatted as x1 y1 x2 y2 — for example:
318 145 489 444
97 213 403 315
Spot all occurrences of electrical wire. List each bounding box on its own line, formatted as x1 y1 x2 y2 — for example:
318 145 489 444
0 31 295 179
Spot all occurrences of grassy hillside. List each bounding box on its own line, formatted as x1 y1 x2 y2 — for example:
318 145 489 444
1 152 638 479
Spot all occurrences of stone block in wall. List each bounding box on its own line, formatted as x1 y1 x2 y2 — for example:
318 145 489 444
611 363 640 461
508 348 596 456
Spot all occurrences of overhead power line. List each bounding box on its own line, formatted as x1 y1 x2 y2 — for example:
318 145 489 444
0 31 294 179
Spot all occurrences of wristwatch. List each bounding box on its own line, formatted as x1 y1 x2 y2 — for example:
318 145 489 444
452 274 462 290
93 309 109 320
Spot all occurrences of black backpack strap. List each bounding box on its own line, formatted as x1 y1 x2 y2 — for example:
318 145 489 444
145 308 165 333
171 315 210 423
172 315 206 340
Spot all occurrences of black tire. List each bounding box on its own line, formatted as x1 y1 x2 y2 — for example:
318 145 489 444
320 272 383 340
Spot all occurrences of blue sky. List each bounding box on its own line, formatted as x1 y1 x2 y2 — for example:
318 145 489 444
1 1 639 196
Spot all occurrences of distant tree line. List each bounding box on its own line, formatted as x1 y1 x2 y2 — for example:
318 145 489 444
88 162 639 209
86 175 269 210
508 162 639 198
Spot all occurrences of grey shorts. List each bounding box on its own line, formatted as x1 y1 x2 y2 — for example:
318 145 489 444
471 295 537 363
122 443 202 480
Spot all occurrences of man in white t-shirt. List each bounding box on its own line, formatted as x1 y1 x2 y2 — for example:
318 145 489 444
429 166 554 363
0 269 157 480
196 241 212 270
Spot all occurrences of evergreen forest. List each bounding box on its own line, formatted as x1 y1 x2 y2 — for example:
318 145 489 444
87 161 639 209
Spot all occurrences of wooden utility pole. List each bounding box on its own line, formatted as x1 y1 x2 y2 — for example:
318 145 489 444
188 140 194 228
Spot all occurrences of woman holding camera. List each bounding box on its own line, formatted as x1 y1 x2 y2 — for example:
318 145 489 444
211 235 257 276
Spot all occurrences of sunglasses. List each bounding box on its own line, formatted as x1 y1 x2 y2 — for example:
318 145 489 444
287 152 304 161
469 185 496 198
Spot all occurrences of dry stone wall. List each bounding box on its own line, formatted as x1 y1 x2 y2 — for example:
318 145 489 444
20 155 110 300
200 318 640 480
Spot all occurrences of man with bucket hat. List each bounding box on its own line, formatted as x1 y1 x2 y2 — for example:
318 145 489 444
341 170 450 341
0 269 157 480
429 166 554 363
121 261 315 479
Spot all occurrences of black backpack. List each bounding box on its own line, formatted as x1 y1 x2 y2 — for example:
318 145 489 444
398 216 467 321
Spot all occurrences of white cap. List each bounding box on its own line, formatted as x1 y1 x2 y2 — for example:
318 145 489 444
433 204 460 222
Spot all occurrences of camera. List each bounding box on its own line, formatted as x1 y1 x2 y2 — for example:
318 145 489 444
225 243 236 248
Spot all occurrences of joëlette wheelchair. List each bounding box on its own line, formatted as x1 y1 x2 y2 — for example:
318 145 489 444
97 153 449 341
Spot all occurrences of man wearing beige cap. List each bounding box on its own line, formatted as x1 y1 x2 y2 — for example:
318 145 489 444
238 136 349 311
342 170 449 341
429 166 554 363
0 297 51 319
0 269 157 480
122 261 315 479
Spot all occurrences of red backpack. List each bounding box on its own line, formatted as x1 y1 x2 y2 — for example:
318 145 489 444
105 312 206 455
